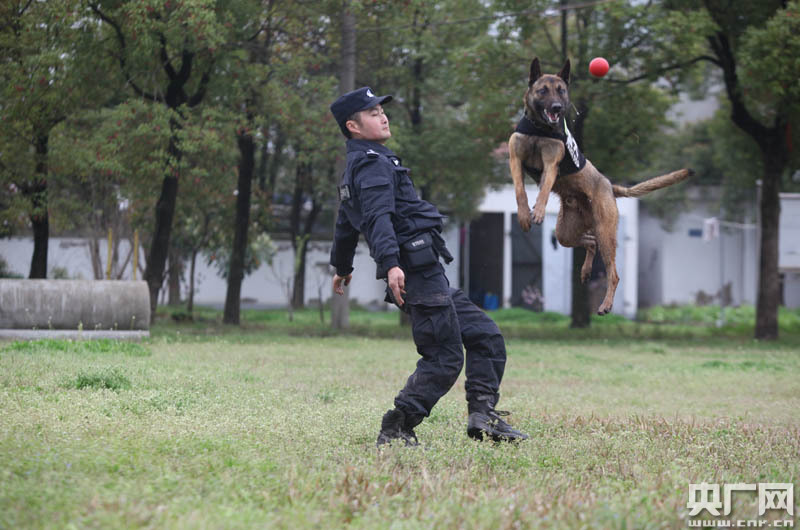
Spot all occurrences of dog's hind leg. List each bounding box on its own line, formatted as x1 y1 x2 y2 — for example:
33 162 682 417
591 192 619 315
578 233 596 284
555 196 595 283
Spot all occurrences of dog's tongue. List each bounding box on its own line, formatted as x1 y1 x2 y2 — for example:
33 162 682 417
546 110 559 124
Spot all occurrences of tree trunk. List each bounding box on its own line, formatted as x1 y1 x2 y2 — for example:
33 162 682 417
292 236 308 309
570 101 592 328
570 248 591 328
331 1 356 329
705 28 787 339
755 151 783 340
144 118 182 320
144 173 178 317
188 249 198 315
29 209 49 279
88 237 103 280
168 245 182 305
289 161 322 311
28 134 49 279
223 129 255 325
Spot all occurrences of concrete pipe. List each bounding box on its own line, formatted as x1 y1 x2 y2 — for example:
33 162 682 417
0 280 150 331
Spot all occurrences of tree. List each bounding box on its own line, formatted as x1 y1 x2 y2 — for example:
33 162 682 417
217 1 339 322
274 75 340 311
0 0 107 277
661 0 800 339
88 0 233 319
48 109 136 280
220 0 275 325
330 0 356 330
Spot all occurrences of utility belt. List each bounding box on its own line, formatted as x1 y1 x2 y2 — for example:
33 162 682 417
399 230 454 272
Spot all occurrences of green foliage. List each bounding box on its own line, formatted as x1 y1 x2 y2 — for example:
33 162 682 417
638 304 800 333
0 0 114 235
643 101 763 224
0 256 23 278
144 304 800 344
740 1 800 107
206 232 276 279
67 367 131 392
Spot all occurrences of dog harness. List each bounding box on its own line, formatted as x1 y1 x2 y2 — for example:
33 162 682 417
515 114 586 176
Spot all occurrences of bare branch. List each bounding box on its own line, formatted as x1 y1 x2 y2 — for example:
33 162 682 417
158 34 177 79
605 55 721 84
188 69 211 107
176 49 194 84
707 31 771 140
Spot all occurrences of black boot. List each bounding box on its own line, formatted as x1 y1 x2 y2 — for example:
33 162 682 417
376 408 420 447
467 394 529 442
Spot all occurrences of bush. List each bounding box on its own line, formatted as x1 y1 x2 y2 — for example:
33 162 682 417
638 304 800 332
0 256 23 278
68 367 131 391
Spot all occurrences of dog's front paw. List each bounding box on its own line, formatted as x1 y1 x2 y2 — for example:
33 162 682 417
531 204 545 225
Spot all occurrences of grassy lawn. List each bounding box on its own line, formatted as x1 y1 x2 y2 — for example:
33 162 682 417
1 308 798 528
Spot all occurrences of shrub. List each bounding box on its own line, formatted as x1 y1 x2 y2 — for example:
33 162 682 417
69 367 131 391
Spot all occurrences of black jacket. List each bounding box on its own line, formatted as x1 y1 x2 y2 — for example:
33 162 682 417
330 139 445 279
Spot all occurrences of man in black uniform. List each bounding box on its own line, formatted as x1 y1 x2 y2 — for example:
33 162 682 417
329 87 529 446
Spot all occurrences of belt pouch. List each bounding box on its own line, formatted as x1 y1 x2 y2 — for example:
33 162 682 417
401 232 438 271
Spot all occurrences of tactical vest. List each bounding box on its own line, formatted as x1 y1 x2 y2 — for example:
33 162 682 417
515 114 586 176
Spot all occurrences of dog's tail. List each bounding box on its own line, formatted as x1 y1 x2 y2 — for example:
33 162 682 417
612 168 694 198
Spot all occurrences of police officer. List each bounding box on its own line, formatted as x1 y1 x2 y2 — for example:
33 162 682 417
329 87 529 446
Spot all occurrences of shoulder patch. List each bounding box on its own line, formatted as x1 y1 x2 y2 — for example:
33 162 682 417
366 149 379 159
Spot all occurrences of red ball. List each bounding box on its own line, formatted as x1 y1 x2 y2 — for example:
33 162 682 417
589 57 609 78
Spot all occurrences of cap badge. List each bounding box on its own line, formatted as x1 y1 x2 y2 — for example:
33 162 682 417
366 89 375 98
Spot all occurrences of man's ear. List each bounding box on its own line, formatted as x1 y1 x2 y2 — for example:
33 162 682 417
345 118 360 137
557 59 571 85
529 57 542 86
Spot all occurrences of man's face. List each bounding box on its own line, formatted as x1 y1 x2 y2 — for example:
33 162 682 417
347 105 391 143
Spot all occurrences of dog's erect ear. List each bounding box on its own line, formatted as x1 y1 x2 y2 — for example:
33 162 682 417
557 59 571 85
529 58 542 86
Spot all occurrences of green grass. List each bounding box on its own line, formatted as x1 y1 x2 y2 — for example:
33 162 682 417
0 317 798 528
155 304 800 344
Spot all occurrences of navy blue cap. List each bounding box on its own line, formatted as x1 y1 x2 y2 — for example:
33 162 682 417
330 87 393 137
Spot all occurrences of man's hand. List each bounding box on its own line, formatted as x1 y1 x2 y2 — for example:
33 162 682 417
387 266 406 307
333 273 352 295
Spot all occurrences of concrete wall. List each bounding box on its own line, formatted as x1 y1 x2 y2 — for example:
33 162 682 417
0 279 150 330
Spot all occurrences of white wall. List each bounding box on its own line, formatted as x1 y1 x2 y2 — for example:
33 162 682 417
1 237 130 281
1 225 462 310
779 194 800 270
779 193 800 309
637 186 758 308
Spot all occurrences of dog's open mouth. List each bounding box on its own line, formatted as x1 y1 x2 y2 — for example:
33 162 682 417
543 109 560 124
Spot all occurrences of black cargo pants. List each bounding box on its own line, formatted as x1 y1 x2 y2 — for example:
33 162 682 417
387 262 506 427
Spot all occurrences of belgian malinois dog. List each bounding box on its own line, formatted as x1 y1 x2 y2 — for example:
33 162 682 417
509 57 692 315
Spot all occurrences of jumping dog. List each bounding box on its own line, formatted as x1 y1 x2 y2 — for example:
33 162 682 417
509 57 692 315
